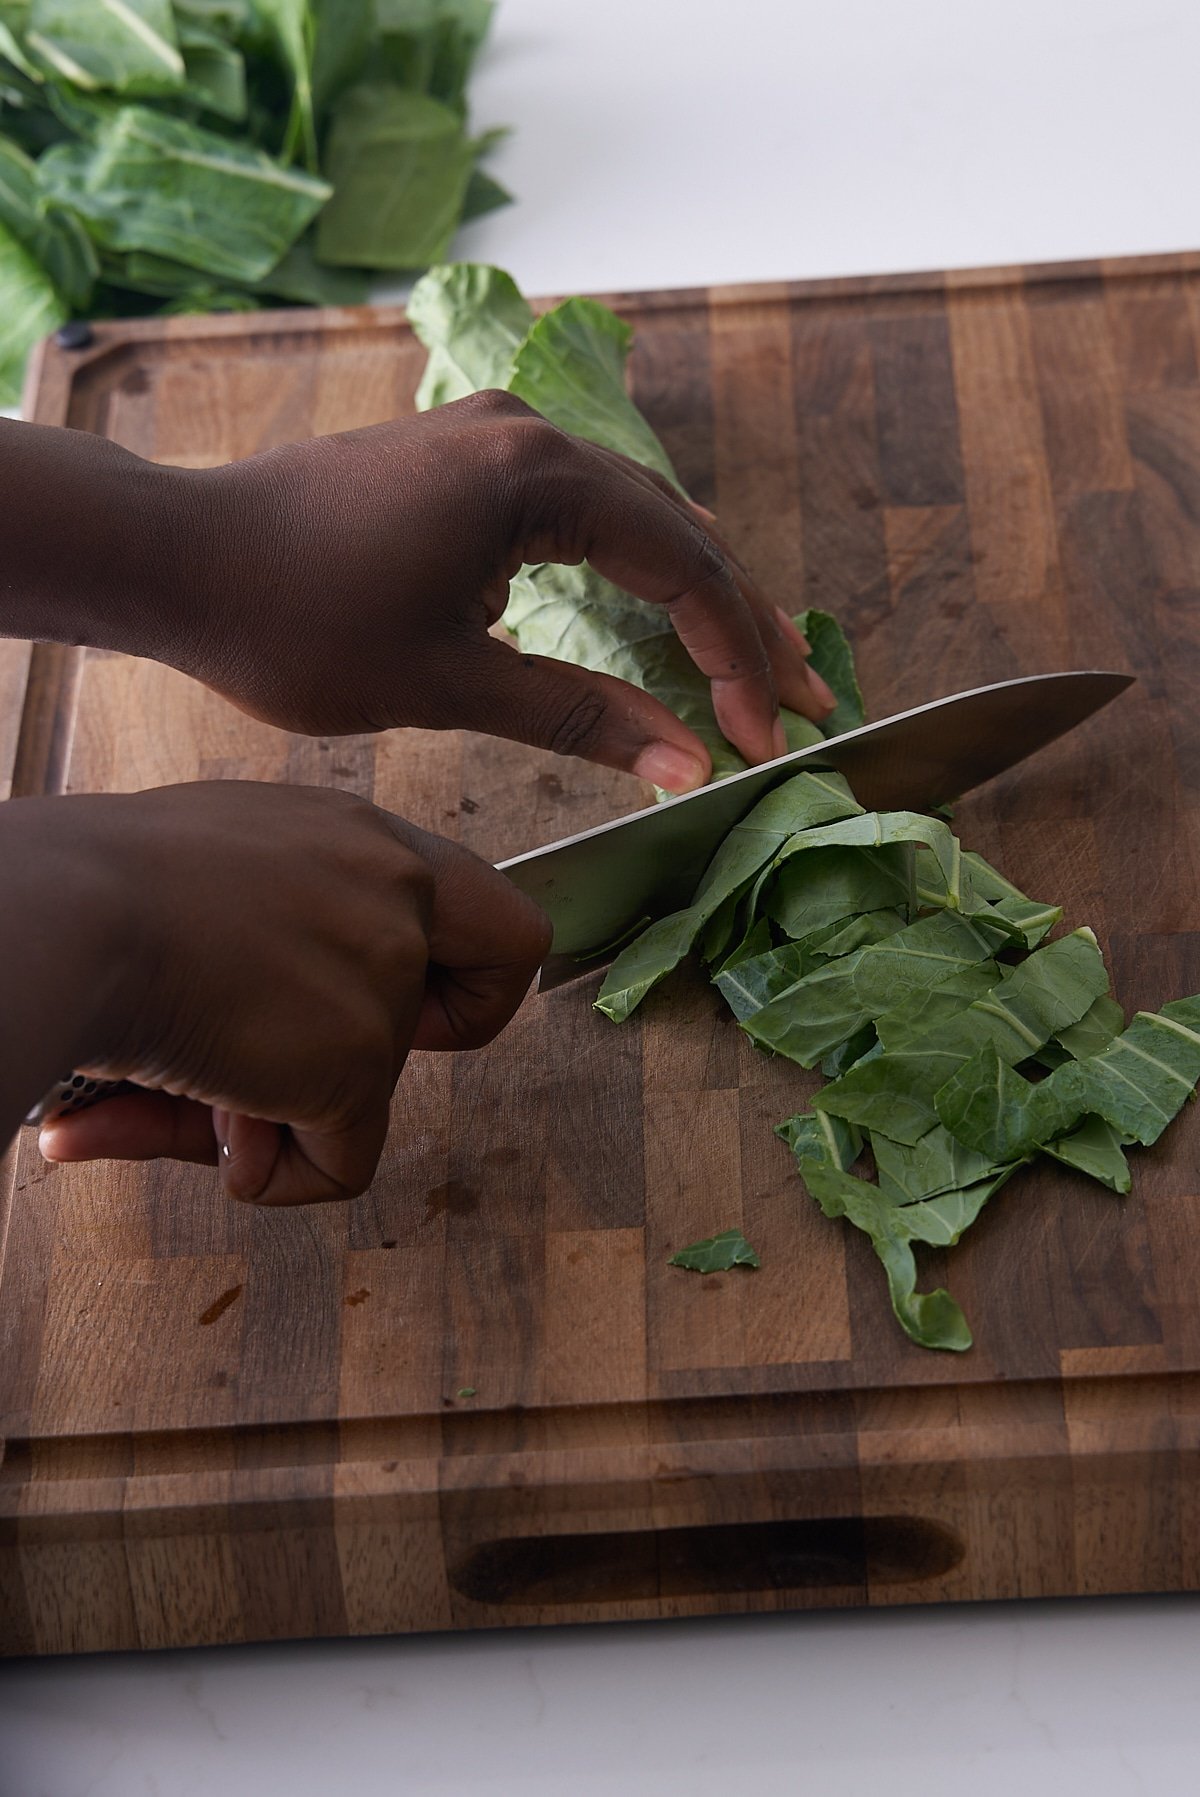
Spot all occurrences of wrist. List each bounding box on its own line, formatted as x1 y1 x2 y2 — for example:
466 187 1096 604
0 796 141 1078
0 419 209 667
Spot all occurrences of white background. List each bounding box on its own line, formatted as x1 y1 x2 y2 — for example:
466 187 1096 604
5 1 1200 1792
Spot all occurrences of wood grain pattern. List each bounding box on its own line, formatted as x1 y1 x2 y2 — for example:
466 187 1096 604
3 260 1200 1655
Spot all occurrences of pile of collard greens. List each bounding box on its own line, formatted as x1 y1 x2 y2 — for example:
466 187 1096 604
0 1 507 403
412 262 1200 1354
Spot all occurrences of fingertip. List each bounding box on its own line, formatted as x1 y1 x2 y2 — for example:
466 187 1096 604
807 666 838 714
632 743 708 793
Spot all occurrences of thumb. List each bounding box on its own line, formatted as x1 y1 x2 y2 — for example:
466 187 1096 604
467 635 713 793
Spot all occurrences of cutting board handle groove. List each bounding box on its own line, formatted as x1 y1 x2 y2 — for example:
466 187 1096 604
451 1514 964 1606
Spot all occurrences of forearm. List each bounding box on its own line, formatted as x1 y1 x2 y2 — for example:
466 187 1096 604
0 797 130 1148
0 419 206 662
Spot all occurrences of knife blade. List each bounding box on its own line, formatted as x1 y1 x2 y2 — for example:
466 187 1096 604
27 667 1132 1125
499 669 1133 991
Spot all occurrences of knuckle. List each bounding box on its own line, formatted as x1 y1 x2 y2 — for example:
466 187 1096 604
489 416 574 487
453 387 531 420
541 686 608 759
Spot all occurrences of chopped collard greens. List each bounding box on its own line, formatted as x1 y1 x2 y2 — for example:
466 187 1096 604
411 265 1200 1353
598 745 1200 1350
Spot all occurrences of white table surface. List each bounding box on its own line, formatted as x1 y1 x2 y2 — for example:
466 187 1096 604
5 2 1200 1792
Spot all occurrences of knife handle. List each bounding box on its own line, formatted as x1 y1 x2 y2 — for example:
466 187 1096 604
25 1073 135 1129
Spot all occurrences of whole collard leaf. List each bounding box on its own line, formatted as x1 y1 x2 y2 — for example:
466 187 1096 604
793 607 864 736
25 0 184 94
316 82 475 268
507 297 680 487
38 104 330 281
409 260 533 405
0 210 63 402
503 560 828 786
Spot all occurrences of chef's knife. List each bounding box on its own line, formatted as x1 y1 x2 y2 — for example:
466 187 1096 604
27 668 1132 1124
499 669 1133 991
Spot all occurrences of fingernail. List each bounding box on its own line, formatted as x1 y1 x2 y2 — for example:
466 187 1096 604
688 498 718 524
771 717 788 759
775 606 811 655
37 1128 61 1161
634 744 707 793
806 666 838 713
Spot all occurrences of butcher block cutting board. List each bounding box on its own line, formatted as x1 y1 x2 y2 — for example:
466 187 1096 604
3 255 1200 1657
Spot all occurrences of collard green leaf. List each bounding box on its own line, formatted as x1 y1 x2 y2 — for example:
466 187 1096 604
0 211 63 401
0 135 95 307
763 842 913 941
409 267 861 784
254 0 316 168
26 0 184 95
743 908 1008 1070
775 1108 862 1172
460 160 510 222
316 82 474 268
871 1125 1003 1205
958 849 1028 903
38 103 329 280
932 1040 1076 1161
1055 993 1125 1060
804 907 908 960
309 0 374 116
769 810 980 920
409 259 533 406
1043 1115 1132 1194
375 0 494 112
595 770 862 1023
507 296 680 486
794 606 864 735
159 281 259 312
1043 996 1200 1146
0 14 39 79
179 20 247 119
505 562 825 787
819 1024 878 1079
797 1161 974 1351
873 962 1001 1052
174 0 251 33
715 940 810 1023
985 895 1062 950
815 929 1110 1144
669 1228 760 1273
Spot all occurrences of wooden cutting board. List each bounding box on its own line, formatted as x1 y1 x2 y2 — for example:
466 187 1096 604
3 255 1200 1656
